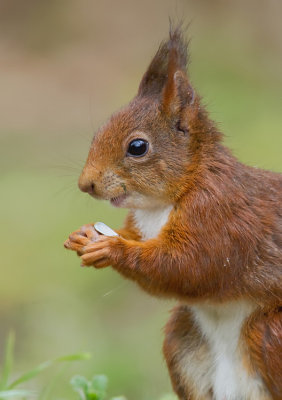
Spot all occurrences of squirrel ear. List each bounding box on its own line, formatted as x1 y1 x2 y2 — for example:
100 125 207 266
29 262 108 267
161 68 194 120
137 41 170 97
138 25 191 99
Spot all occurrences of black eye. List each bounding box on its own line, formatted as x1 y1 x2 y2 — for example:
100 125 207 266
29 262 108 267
126 139 149 157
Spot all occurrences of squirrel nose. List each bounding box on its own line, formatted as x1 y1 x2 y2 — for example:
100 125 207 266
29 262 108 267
78 178 95 195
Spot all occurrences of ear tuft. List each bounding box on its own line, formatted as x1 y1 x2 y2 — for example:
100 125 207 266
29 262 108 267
137 40 170 97
138 23 190 98
167 22 189 72
161 26 194 120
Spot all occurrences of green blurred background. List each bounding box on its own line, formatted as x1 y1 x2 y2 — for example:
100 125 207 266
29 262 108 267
0 0 281 398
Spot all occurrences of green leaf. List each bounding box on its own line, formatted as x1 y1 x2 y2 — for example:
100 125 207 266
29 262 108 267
0 389 35 398
8 353 91 389
70 375 88 392
88 375 108 400
90 375 108 393
86 392 99 400
70 375 88 400
54 353 91 363
110 397 127 400
7 360 52 389
0 331 15 390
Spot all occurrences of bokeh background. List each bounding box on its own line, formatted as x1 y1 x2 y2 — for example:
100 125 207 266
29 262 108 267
0 0 281 399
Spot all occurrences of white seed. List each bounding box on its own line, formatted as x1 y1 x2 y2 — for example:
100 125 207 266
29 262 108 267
94 222 119 237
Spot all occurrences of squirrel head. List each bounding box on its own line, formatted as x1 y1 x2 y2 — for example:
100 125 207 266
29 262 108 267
79 26 221 209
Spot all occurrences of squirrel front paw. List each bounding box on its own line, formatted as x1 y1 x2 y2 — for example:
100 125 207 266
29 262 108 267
64 224 123 268
64 224 100 255
80 236 122 268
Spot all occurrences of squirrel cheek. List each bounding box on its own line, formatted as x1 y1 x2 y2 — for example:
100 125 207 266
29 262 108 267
158 159 168 174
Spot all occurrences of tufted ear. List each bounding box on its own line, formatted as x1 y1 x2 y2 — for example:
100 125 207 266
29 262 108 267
138 26 194 132
138 26 188 96
162 52 194 112
160 28 194 134
137 39 170 97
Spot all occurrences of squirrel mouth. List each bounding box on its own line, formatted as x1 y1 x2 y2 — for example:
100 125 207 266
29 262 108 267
110 194 127 207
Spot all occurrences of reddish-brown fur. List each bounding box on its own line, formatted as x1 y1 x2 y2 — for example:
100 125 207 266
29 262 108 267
244 307 282 399
64 26 282 399
163 305 213 399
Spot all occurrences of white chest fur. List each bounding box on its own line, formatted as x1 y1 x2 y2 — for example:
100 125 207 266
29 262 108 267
191 301 266 400
133 205 173 240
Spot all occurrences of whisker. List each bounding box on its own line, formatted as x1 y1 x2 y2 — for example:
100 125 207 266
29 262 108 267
102 282 129 297
52 182 80 199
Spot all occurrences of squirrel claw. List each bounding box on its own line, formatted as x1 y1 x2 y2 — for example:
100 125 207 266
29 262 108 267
64 239 70 249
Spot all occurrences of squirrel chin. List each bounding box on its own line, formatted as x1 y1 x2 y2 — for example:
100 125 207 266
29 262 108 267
110 194 127 208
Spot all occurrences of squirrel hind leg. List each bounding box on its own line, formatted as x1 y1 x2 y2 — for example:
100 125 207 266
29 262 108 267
244 307 282 400
163 305 213 400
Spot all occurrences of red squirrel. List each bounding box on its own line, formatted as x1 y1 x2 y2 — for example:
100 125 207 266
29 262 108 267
64 26 282 400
